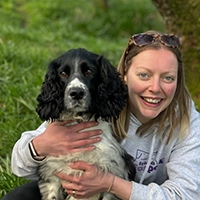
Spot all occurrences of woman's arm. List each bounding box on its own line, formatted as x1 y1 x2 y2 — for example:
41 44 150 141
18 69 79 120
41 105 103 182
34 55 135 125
57 161 133 200
11 122 47 180
11 121 102 180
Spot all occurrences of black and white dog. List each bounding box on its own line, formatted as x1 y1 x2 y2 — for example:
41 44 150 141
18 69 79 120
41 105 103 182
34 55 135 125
36 48 135 200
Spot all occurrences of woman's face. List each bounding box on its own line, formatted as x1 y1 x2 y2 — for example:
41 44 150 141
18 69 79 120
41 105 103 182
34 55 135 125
124 49 178 123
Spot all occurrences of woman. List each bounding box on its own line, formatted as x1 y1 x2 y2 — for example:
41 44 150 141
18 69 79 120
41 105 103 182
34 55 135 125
2 31 200 200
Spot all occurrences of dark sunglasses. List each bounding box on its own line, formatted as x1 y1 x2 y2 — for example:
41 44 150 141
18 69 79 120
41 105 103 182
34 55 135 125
125 33 180 56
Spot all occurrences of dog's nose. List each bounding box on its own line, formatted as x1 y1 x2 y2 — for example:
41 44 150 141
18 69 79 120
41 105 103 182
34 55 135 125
69 88 85 100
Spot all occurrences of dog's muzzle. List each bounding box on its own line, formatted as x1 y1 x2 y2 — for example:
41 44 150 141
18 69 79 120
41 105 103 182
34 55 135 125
69 87 85 100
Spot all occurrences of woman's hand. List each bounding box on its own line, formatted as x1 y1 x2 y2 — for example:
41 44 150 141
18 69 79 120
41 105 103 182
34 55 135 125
56 161 113 198
32 121 102 157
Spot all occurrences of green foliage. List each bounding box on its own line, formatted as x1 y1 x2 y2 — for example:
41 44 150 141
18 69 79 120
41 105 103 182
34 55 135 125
0 155 28 197
0 0 164 197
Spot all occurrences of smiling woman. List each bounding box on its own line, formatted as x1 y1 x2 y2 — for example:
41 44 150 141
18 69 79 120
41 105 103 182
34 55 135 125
109 30 200 199
124 49 178 123
116 30 188 143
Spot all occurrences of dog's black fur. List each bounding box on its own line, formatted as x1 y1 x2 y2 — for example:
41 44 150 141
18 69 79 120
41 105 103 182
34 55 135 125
36 48 135 200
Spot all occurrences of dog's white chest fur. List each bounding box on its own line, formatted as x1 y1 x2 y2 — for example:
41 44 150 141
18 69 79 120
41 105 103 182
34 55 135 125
38 121 128 200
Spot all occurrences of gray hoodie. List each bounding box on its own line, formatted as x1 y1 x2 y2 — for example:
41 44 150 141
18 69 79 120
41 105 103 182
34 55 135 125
11 101 200 199
122 101 200 199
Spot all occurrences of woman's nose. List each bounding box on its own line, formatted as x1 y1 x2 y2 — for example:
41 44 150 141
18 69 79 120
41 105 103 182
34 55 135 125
148 78 161 93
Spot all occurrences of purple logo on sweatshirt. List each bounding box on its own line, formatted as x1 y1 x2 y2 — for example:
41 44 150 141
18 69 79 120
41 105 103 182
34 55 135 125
135 149 164 173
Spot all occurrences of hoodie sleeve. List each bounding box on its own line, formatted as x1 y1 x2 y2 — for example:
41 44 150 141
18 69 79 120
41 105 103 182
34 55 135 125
11 122 47 180
129 106 200 200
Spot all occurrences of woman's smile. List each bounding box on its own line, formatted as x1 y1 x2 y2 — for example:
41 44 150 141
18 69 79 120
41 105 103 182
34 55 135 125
141 97 162 104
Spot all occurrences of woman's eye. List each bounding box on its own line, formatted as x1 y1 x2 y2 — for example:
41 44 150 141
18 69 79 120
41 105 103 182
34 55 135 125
60 71 68 78
139 73 148 79
164 76 174 82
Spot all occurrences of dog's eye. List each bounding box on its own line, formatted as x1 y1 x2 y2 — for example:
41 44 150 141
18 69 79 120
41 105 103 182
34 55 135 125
60 71 68 78
85 69 93 76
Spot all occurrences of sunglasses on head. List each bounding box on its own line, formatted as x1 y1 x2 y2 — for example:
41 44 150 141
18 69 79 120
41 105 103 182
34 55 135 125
125 33 180 56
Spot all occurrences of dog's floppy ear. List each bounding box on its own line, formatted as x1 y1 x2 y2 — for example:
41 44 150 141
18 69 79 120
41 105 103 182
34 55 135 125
36 57 64 121
94 56 127 121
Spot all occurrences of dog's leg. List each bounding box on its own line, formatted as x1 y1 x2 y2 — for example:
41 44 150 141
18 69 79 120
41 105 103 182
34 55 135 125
101 193 120 200
66 194 101 200
39 176 67 200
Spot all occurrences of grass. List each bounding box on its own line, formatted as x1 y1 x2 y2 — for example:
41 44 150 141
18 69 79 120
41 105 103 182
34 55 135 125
0 156 28 197
0 0 165 197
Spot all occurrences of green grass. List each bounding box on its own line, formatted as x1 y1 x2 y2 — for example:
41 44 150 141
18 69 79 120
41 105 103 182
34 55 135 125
0 0 165 197
0 156 28 197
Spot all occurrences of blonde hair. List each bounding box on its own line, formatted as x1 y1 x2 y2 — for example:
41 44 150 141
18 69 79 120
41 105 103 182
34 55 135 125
112 30 191 144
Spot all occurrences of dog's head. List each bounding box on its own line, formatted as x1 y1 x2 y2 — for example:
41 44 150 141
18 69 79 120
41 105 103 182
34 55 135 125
36 48 127 122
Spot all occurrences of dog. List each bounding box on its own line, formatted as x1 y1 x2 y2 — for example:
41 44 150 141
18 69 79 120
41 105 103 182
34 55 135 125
36 48 135 200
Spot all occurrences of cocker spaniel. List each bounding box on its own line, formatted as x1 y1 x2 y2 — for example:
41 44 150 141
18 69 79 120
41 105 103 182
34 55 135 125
36 48 135 200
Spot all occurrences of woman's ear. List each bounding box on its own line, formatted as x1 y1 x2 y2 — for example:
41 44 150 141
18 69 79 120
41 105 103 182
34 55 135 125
124 74 127 84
